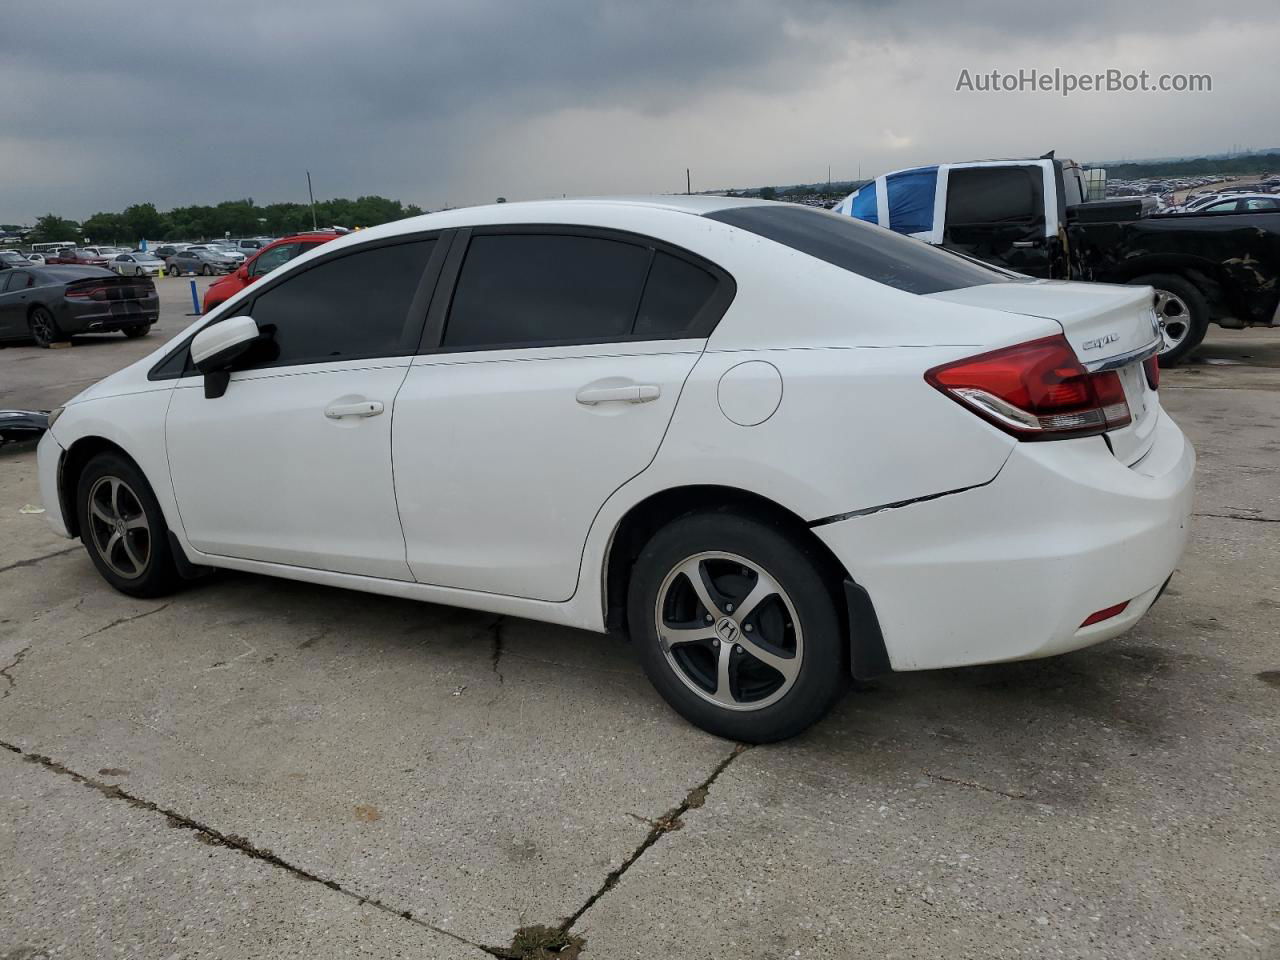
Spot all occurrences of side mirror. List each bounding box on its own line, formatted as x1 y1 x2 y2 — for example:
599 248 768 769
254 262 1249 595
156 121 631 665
236 264 249 280
191 315 261 399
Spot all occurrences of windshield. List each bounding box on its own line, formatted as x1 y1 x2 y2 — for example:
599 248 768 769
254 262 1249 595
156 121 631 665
706 204 1013 295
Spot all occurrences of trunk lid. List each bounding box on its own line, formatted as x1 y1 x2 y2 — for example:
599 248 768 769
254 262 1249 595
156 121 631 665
927 280 1162 464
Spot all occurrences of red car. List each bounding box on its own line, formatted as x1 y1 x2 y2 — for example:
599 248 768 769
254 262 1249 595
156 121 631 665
46 248 110 268
202 232 338 312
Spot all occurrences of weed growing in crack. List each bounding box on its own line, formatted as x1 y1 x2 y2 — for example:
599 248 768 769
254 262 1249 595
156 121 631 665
498 924 585 960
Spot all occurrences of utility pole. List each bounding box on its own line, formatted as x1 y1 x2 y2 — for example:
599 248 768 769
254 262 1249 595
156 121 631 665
306 171 318 231
686 168 691 195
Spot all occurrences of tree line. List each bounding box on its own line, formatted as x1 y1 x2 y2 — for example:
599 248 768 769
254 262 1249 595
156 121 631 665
23 196 426 247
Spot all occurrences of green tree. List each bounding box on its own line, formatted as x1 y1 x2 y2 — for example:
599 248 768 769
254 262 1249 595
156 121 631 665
82 212 125 243
121 203 167 245
758 186 777 201
28 214 81 245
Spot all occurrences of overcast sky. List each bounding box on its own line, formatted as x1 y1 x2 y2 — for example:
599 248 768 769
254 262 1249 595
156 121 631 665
2 0 1276 223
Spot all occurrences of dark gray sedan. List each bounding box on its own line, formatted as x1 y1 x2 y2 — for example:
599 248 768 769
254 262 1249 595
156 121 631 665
166 248 239 276
0 266 158 347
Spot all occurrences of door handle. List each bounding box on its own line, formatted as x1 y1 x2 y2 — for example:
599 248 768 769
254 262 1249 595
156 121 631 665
1011 240 1039 248
324 399 384 419
576 384 661 405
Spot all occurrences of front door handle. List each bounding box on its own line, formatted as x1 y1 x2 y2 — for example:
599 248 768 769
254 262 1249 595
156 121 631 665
324 399 384 419
576 383 661 405
1011 240 1039 248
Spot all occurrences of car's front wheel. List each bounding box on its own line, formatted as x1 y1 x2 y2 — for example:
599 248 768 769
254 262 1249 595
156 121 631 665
77 452 180 598
627 510 847 742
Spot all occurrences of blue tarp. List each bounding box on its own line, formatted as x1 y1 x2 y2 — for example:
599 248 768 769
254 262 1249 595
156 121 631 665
849 182 878 225
884 166 938 234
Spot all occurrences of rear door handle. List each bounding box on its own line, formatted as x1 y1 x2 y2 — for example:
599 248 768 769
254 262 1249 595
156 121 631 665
324 399 384 419
576 384 661 405
1011 240 1039 248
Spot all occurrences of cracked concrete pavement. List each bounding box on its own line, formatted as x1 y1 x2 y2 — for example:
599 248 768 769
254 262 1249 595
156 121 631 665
1 294 1278 958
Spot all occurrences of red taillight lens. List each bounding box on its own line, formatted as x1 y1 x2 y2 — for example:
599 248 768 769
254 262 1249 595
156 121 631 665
925 335 1132 440
1080 601 1129 627
65 286 106 301
1143 354 1159 390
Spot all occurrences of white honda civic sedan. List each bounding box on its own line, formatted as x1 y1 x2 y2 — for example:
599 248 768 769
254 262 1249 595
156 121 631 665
37 197 1194 742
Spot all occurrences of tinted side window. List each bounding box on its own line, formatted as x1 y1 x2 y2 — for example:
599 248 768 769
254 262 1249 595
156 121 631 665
248 240 434 366
250 242 300 277
706 205 1012 295
444 234 649 349
634 252 717 338
945 167 1042 225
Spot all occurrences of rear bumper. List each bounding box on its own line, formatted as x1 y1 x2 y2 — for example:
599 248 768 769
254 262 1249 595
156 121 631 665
58 300 159 333
817 410 1195 671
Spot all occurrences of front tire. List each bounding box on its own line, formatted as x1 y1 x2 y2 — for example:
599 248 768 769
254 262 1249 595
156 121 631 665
28 306 61 348
627 510 846 742
201 264 212 276
77 452 180 598
1128 273 1209 365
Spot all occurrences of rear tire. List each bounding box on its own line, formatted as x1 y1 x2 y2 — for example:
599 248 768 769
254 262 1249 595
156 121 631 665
123 325 151 339
28 306 60 348
1128 273 1209 365
627 509 847 743
76 452 180 598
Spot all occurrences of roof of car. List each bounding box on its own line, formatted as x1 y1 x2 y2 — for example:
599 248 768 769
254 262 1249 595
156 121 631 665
30 265 116 280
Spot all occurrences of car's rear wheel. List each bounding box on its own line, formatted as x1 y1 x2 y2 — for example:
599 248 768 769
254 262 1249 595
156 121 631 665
122 324 151 339
77 453 180 598
1128 273 1209 365
627 510 846 742
28 306 60 348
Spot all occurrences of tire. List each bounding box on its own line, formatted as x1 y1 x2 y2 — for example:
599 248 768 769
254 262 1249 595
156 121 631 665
627 509 847 743
28 306 61 348
201 264 212 276
122 324 151 339
134 267 144 277
168 265 180 277
1127 273 1209 365
76 452 180 598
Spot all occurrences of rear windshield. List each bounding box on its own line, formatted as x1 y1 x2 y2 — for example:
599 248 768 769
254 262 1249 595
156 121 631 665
705 204 1012 294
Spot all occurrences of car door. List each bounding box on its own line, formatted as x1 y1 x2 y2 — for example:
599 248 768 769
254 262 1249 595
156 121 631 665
392 227 733 602
941 165 1056 277
0 270 34 338
247 242 300 282
165 235 445 579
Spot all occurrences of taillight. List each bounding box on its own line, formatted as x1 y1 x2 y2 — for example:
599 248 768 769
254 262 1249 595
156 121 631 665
65 286 107 301
1143 354 1159 390
925 335 1131 440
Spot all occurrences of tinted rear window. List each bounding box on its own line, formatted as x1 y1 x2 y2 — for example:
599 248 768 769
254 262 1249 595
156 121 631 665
444 234 650 349
705 205 1009 295
634 252 718 338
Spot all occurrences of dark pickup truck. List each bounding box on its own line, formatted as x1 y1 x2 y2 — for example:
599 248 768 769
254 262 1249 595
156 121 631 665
834 156 1280 363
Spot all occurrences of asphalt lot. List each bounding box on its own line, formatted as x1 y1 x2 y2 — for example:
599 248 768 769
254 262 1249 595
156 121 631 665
1 280 1277 958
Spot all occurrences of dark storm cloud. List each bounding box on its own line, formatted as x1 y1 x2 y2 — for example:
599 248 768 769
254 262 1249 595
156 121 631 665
0 0 1274 220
